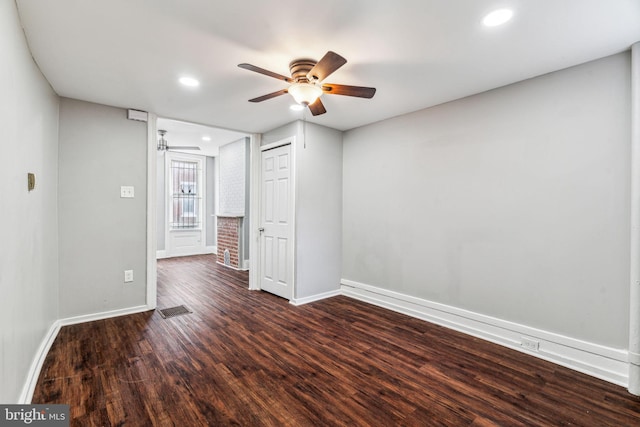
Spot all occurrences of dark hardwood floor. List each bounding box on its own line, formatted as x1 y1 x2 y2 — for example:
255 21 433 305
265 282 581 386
33 254 640 426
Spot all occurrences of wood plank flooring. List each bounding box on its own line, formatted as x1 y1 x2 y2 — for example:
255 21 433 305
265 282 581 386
33 254 640 426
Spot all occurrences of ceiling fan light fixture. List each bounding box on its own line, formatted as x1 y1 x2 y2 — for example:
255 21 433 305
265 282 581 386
289 104 305 111
158 129 168 151
239 51 374 116
288 83 323 105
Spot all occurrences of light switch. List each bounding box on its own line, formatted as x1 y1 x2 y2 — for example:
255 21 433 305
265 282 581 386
120 186 135 198
124 270 133 283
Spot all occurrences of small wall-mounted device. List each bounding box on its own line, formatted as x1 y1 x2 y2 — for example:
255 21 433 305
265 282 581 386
127 109 148 122
120 186 135 198
124 270 134 283
27 173 35 191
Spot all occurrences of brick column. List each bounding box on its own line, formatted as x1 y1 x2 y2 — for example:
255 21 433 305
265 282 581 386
217 216 241 268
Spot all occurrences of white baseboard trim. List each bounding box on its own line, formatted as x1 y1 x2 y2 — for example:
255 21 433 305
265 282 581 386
59 305 152 327
341 279 629 387
21 282 628 403
216 260 250 271
217 261 240 270
19 321 61 404
290 289 341 306
158 247 216 260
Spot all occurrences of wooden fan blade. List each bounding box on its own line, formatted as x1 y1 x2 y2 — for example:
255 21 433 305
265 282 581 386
307 51 347 82
308 98 327 116
248 89 288 103
238 63 292 83
322 83 376 98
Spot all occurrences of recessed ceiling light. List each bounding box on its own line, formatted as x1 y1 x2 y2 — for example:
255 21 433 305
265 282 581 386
482 9 513 27
290 104 305 111
179 76 200 87
202 135 211 141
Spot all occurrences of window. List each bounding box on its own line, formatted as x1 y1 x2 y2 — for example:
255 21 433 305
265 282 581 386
170 160 202 229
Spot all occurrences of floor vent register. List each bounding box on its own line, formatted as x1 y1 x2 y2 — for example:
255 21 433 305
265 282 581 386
158 305 192 319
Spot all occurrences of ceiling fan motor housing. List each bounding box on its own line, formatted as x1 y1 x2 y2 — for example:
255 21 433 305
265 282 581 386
289 59 317 83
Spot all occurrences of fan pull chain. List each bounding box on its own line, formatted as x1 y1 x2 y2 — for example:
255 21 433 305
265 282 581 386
302 109 307 149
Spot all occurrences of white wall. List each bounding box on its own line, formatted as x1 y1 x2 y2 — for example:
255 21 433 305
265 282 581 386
261 121 343 301
219 138 247 215
0 1 60 402
343 52 631 349
219 137 250 263
58 98 147 318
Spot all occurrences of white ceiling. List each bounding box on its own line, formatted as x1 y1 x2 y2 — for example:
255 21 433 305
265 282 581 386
16 0 640 134
156 118 247 157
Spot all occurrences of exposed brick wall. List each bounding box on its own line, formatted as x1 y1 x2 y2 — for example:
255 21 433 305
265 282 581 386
217 216 240 268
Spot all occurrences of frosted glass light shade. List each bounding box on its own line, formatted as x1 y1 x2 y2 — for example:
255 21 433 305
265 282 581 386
288 83 323 105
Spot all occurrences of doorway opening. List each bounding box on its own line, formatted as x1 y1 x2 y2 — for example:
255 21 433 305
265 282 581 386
147 116 250 308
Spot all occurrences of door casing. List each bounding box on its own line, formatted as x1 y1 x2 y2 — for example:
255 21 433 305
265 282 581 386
250 136 296 300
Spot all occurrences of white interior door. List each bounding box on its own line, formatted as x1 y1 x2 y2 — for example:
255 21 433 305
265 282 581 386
260 144 293 299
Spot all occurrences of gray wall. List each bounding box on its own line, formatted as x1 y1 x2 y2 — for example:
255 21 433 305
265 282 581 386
0 1 60 402
262 122 299 146
262 121 343 300
295 123 343 299
342 52 631 349
58 98 147 318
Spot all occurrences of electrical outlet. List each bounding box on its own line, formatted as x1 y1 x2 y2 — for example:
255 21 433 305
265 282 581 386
521 337 540 352
124 270 134 283
120 186 135 198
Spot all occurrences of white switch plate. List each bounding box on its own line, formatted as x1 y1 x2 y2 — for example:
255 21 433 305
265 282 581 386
120 186 135 198
124 270 134 283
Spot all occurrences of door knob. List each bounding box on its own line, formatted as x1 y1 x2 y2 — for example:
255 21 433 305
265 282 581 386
258 227 264 233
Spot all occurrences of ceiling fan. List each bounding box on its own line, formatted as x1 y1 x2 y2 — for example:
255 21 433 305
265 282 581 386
238 51 376 116
157 130 200 152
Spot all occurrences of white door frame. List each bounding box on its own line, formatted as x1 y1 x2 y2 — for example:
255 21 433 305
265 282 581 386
146 113 158 310
248 136 296 298
146 120 260 308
